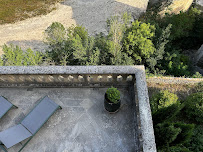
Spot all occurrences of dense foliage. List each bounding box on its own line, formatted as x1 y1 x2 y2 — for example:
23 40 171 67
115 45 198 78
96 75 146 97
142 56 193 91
123 20 155 64
150 90 179 113
0 44 44 66
184 92 203 123
106 87 120 104
150 89 203 151
141 5 203 77
1 5 202 78
43 6 203 77
185 126 203 152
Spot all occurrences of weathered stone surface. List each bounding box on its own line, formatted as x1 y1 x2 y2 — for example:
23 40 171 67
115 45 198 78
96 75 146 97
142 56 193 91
195 44 203 68
0 87 138 152
150 0 193 16
196 0 203 7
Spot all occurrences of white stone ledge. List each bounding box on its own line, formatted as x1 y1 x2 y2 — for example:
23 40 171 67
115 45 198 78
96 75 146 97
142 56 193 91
0 66 143 74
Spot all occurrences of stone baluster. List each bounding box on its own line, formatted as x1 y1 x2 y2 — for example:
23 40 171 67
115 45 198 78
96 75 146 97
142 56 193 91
126 75 133 81
58 75 64 82
78 75 84 82
107 75 113 82
117 75 123 82
97 75 103 82
87 76 93 82
68 75 74 82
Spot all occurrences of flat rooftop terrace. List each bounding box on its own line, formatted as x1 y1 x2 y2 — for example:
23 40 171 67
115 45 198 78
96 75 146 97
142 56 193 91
0 87 139 152
0 66 157 152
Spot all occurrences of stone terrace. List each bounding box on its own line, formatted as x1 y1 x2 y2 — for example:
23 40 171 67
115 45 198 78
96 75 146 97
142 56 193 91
0 66 156 152
0 87 138 152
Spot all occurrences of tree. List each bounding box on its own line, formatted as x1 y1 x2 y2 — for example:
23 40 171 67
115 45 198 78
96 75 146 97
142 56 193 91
106 12 133 65
146 24 172 74
123 20 156 64
0 44 44 66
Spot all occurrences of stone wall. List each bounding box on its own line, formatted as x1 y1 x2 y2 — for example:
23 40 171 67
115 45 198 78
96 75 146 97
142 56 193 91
195 44 203 68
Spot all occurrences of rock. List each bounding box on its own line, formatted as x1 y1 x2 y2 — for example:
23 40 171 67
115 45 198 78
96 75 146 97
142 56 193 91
196 0 203 7
149 0 193 16
195 44 203 68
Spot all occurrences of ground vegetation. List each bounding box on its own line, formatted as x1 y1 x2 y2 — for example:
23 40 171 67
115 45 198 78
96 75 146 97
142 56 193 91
0 0 62 24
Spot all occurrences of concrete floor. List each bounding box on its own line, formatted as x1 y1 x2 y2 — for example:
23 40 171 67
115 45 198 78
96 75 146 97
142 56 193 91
0 87 138 152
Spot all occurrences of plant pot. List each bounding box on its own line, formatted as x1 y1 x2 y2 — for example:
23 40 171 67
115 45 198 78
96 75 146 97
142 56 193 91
104 93 121 113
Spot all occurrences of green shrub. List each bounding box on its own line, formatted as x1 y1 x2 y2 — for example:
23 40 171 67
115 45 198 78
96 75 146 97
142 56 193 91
163 50 190 77
185 126 203 152
155 122 194 148
106 87 120 104
0 44 44 66
192 72 203 78
172 123 194 145
184 92 203 123
150 90 179 114
123 20 156 64
152 104 182 125
155 122 181 147
44 22 66 46
146 24 172 74
195 81 203 92
45 23 99 65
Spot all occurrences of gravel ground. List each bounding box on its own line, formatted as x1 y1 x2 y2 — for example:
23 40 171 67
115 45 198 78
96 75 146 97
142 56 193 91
0 0 148 55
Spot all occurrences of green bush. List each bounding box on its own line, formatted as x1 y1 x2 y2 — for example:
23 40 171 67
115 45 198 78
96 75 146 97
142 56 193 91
44 22 66 46
192 72 203 78
185 126 203 152
163 50 190 77
155 122 181 147
123 20 156 64
0 44 44 66
150 90 179 114
45 23 100 65
152 104 182 125
106 87 120 104
160 7 203 49
172 123 194 145
195 81 203 92
155 122 194 148
184 92 203 123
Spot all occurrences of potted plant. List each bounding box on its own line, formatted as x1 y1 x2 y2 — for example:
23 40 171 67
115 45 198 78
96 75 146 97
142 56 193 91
104 87 121 113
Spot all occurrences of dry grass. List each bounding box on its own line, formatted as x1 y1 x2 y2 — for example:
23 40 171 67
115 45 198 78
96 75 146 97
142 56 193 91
147 82 200 100
0 0 63 24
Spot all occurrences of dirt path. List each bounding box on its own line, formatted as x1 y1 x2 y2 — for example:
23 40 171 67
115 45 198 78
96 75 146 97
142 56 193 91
0 0 148 55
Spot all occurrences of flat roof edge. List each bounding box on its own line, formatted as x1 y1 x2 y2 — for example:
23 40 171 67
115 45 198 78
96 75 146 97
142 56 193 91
135 68 157 152
0 66 144 74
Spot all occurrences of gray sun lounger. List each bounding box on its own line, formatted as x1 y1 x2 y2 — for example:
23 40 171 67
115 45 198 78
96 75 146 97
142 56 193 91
0 96 18 119
0 96 62 152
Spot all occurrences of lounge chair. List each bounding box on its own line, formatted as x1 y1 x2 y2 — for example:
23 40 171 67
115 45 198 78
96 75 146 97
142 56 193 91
0 96 62 152
0 96 18 119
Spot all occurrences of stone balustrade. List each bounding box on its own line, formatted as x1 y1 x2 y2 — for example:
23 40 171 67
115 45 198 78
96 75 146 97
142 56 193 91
0 74 134 87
